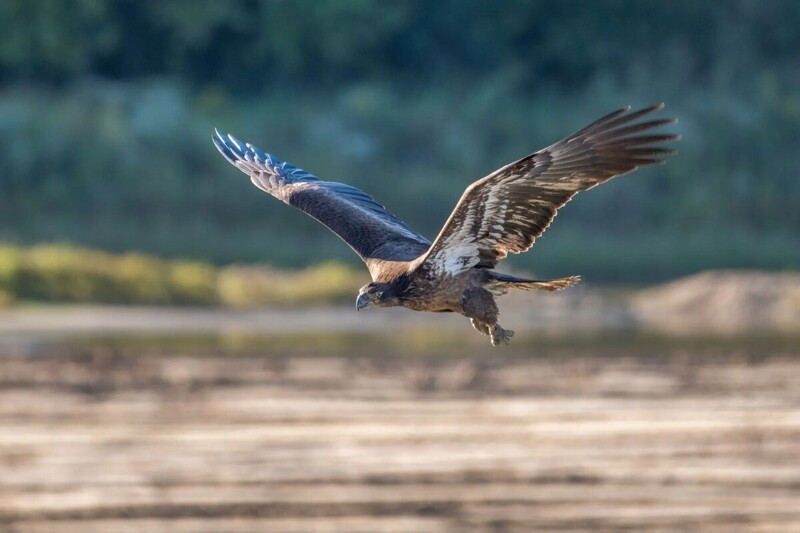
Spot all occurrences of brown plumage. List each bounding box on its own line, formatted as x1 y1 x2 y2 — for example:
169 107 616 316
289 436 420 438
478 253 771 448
214 104 678 345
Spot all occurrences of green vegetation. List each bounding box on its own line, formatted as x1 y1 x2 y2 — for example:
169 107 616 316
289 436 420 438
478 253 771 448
218 262 365 308
1 1 798 281
0 245 364 307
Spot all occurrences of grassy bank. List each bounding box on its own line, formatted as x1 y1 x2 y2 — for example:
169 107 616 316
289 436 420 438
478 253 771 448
0 245 365 307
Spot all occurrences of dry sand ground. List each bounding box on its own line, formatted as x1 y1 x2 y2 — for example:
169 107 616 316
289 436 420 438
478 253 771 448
1 270 799 531
1 344 799 532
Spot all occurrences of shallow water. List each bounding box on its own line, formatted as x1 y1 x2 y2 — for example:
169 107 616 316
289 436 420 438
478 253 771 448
10 327 800 360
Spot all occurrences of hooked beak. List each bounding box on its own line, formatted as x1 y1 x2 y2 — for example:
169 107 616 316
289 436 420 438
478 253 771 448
356 293 371 311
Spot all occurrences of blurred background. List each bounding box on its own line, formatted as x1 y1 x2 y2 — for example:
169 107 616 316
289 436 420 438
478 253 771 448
1 1 799 531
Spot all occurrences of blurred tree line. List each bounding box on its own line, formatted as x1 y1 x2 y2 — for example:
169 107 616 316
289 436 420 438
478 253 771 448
1 0 798 281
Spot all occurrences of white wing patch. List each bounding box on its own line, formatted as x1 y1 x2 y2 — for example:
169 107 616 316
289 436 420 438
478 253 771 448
430 187 513 276
440 242 480 273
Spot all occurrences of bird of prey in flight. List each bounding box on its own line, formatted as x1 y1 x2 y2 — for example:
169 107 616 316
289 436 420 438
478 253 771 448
214 104 677 345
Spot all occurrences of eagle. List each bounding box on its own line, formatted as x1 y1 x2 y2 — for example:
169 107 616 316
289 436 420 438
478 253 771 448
214 104 677 345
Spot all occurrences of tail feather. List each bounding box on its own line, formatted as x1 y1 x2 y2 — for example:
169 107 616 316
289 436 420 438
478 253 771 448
489 273 581 293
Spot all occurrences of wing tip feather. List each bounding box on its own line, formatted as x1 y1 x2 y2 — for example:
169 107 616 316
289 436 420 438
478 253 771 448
213 129 280 175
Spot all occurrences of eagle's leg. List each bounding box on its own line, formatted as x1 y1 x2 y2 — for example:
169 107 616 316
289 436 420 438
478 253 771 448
470 318 492 336
490 324 515 346
462 287 513 346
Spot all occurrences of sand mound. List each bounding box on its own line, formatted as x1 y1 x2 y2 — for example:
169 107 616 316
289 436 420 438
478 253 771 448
631 270 800 333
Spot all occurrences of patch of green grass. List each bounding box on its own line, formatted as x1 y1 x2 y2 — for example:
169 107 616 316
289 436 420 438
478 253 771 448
0 244 364 307
217 261 364 307
0 288 12 307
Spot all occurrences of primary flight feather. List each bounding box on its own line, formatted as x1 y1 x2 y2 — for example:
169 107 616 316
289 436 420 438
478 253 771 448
214 104 678 345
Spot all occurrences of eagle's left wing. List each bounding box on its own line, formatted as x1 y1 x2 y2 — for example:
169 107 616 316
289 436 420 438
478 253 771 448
213 131 431 278
418 104 679 276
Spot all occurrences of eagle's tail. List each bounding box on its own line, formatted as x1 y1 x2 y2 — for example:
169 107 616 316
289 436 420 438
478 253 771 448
488 272 581 293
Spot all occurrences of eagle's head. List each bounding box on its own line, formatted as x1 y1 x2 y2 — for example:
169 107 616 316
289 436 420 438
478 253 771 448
356 282 397 310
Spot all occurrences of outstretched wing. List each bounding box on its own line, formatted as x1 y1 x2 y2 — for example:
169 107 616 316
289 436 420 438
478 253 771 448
419 104 679 276
213 131 431 277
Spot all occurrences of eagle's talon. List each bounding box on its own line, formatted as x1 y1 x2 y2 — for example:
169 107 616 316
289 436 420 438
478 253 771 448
490 324 514 346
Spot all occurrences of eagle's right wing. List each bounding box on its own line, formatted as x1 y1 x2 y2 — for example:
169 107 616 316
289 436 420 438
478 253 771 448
418 104 678 276
214 131 431 277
